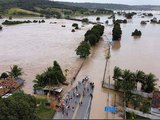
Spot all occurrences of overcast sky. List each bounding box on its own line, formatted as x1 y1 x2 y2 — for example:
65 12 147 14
54 0 160 5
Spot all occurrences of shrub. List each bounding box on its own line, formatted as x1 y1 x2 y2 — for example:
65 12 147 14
132 29 142 36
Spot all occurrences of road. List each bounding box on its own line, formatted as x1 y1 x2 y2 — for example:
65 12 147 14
53 79 94 119
75 39 123 119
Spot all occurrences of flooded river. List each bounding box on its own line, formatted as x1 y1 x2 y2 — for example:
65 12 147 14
0 11 160 118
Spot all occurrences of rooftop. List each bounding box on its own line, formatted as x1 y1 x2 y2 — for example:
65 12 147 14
152 91 160 108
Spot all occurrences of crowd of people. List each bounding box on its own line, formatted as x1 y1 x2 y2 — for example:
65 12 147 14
57 76 94 117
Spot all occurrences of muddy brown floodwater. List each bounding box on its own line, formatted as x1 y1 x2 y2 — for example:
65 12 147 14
0 18 92 94
83 11 160 88
0 10 160 119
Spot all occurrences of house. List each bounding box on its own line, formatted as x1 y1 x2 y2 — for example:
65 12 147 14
151 91 160 116
35 86 63 96
0 78 24 97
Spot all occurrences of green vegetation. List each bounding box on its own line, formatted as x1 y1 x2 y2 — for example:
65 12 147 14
75 41 91 58
116 19 127 24
0 91 55 120
124 12 136 19
113 67 157 93
8 65 23 78
33 61 66 90
126 112 150 120
0 91 37 120
7 8 41 17
82 18 89 24
76 24 104 58
112 21 122 41
72 23 79 29
2 20 32 25
0 72 9 80
141 21 147 25
36 105 55 120
132 29 142 36
113 67 156 113
85 24 104 46
96 17 100 22
0 0 112 18
36 98 55 120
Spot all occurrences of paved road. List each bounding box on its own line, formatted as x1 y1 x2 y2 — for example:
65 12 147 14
74 40 123 119
53 79 94 119
54 40 123 119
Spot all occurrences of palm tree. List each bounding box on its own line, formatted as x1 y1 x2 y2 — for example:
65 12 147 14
113 66 122 80
8 65 23 78
144 73 157 93
113 67 122 90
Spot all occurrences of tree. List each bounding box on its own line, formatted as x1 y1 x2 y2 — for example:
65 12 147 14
75 41 90 58
0 72 9 80
140 99 151 113
113 67 122 80
72 23 79 29
85 34 97 46
82 18 89 23
132 29 142 36
0 91 37 120
143 73 157 93
8 65 23 78
96 17 100 22
112 21 122 41
33 61 66 90
130 94 142 110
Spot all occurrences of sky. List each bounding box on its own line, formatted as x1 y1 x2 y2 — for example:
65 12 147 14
54 0 160 5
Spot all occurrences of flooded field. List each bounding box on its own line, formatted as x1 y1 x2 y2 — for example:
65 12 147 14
82 11 160 87
0 18 92 94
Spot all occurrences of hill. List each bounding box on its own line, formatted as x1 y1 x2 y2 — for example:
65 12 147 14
59 2 160 10
0 0 112 17
7 8 41 16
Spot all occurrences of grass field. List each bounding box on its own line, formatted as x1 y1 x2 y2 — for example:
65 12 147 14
36 98 56 120
7 8 41 16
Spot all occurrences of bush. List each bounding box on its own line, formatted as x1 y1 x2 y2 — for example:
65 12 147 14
72 23 78 28
71 29 75 32
82 18 89 23
2 20 32 25
132 29 142 36
96 17 100 21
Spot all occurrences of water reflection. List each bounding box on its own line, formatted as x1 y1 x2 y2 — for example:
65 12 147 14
111 41 121 51
132 36 141 40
